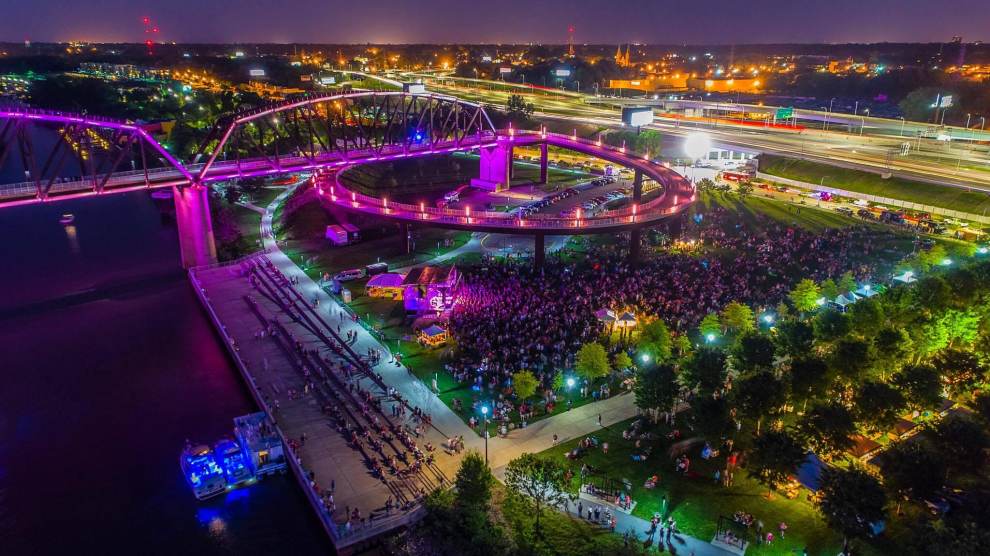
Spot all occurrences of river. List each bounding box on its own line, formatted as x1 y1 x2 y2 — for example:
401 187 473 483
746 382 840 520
0 191 332 555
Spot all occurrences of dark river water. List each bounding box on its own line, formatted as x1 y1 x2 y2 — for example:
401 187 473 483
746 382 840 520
0 191 332 555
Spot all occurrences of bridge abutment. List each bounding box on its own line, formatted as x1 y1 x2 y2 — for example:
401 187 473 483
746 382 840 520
471 141 512 192
173 184 218 269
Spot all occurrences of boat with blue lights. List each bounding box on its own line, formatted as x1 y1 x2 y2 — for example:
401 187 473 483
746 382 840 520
233 412 287 478
180 442 227 500
214 438 254 488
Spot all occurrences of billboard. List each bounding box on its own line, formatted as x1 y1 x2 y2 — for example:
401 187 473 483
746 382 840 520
622 106 654 127
319 76 336 85
554 69 571 77
499 67 513 74
249 69 266 77
403 83 426 94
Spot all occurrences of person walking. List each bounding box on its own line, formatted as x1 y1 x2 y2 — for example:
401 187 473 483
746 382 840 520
598 413 602 427
577 501 583 519
756 519 764 545
552 433 558 446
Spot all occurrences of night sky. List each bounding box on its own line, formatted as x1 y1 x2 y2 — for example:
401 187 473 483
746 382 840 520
3 0 987 44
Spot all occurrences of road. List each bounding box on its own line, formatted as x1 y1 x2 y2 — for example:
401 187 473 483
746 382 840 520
411 75 990 194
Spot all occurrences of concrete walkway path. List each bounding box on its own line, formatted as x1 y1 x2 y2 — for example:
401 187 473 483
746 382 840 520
259 181 731 554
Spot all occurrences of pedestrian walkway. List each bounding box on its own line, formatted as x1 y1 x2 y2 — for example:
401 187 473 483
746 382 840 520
557 500 736 556
256 180 732 554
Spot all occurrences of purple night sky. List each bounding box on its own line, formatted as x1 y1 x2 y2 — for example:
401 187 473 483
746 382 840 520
2 0 987 44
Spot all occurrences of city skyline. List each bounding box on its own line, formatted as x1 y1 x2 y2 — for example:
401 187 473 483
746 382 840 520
3 0 988 45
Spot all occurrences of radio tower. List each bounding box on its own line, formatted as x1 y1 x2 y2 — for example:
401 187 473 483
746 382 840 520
141 16 161 55
568 25 575 57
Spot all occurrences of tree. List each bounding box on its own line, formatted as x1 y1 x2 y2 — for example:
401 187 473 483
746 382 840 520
973 391 990 425
682 347 727 396
720 301 755 334
819 278 839 301
899 86 945 121
732 331 776 371
612 351 633 372
513 370 539 401
776 319 815 358
733 370 787 434
634 363 679 422
574 342 610 382
789 278 821 314
848 298 885 338
503 453 570 531
818 466 886 553
872 327 912 380
506 94 535 119
699 312 721 338
893 364 943 411
831 338 875 383
881 440 947 505
455 451 495 516
796 402 856 460
929 413 990 473
789 357 831 413
637 320 673 362
746 430 806 497
814 309 850 342
853 381 907 435
838 271 858 295
933 348 987 396
690 395 733 441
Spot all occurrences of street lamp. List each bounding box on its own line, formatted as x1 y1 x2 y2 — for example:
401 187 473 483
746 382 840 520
566 377 576 409
641 353 650 364
481 405 490 464
705 333 716 343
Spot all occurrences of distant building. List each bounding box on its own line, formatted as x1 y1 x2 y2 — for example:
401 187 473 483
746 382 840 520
614 45 632 68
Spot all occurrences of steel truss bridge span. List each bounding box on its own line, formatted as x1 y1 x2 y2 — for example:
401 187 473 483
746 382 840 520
322 130 697 235
0 92 497 208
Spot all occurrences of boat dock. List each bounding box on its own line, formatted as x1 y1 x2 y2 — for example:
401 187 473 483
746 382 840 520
189 254 468 552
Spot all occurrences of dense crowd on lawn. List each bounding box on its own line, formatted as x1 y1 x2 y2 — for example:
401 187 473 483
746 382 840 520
447 208 903 390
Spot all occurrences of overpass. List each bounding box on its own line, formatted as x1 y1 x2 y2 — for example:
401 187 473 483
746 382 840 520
0 91 692 268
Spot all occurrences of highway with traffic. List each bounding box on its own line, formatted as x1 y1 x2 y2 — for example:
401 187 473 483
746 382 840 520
399 72 990 195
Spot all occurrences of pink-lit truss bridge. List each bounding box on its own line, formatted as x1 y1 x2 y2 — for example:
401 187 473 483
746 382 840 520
0 92 694 231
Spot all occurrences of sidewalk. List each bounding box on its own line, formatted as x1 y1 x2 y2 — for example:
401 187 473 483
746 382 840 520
259 182 731 554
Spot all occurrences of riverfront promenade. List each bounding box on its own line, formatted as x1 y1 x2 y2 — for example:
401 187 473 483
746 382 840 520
187 180 727 551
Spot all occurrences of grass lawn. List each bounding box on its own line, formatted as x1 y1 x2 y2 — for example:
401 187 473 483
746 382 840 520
759 154 990 215
539 416 850 556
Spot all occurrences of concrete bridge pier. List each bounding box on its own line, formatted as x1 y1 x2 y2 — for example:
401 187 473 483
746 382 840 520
534 233 546 269
633 169 643 201
471 141 512 192
400 222 412 255
539 142 549 184
173 184 218 269
629 227 642 267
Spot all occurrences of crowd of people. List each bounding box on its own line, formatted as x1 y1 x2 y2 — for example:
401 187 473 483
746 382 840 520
446 208 903 397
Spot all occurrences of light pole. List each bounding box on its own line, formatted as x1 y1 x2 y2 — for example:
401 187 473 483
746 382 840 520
481 405 489 464
566 377 576 408
899 116 906 137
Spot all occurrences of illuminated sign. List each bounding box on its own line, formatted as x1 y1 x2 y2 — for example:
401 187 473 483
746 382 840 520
554 69 571 77
622 106 654 127
249 69 266 77
403 83 426 94
630 81 641 86
429 295 445 312
499 67 512 74
319 76 336 85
